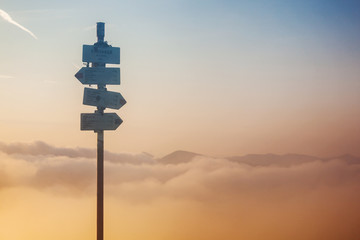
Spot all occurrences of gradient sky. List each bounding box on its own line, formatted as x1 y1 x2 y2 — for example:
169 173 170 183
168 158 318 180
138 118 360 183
1 0 360 157
1 1 360 240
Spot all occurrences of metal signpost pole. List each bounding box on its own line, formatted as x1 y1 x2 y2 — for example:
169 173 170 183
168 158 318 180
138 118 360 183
97 127 104 240
76 21 124 240
96 22 106 240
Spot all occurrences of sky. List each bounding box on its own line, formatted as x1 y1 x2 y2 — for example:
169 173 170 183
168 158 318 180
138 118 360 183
1 0 360 239
0 0 359 157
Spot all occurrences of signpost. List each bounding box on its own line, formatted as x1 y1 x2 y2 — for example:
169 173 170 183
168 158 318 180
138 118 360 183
81 113 122 131
75 67 120 85
75 22 125 240
83 88 126 110
83 45 120 64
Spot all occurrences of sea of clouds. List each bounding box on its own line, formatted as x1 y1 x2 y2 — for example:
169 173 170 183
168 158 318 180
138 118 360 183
0 141 359 240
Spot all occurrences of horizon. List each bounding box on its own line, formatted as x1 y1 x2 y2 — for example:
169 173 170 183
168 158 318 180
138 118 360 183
2 140 360 159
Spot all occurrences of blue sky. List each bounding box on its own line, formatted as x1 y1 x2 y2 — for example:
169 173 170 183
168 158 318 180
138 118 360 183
1 0 360 156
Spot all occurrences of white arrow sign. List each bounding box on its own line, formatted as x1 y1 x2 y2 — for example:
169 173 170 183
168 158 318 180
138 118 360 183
83 88 126 110
81 113 122 131
75 67 120 85
83 45 120 64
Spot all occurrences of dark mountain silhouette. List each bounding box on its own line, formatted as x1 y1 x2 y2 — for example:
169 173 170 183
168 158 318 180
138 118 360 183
158 151 360 167
157 150 202 164
228 153 322 167
329 154 360 165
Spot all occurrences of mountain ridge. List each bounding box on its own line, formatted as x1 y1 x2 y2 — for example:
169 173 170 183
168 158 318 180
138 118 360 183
157 151 360 167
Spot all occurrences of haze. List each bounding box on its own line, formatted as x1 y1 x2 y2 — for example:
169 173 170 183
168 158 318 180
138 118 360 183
1 0 360 239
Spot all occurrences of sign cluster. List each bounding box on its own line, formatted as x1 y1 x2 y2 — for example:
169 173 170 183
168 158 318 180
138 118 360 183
75 23 126 131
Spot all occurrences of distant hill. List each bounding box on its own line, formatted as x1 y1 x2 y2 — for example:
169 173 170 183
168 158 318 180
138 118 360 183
228 153 321 167
157 150 202 164
158 151 360 166
329 154 360 165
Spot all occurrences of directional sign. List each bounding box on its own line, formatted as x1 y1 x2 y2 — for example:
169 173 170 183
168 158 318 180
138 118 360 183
81 113 122 131
83 87 126 110
75 67 120 85
82 45 120 64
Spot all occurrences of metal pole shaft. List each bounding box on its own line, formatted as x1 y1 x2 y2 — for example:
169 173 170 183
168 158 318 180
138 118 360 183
96 77 105 240
97 130 104 240
96 22 106 240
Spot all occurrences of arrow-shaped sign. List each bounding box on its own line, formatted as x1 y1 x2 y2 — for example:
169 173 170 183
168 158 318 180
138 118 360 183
81 112 122 131
82 45 120 64
75 67 120 85
83 87 126 110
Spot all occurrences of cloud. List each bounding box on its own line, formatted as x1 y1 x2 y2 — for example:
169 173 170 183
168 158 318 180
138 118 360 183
0 75 14 79
0 8 37 39
0 141 360 239
0 141 153 164
0 141 95 159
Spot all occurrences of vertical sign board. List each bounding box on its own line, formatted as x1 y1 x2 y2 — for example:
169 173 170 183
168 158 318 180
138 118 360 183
83 45 120 64
83 87 126 110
